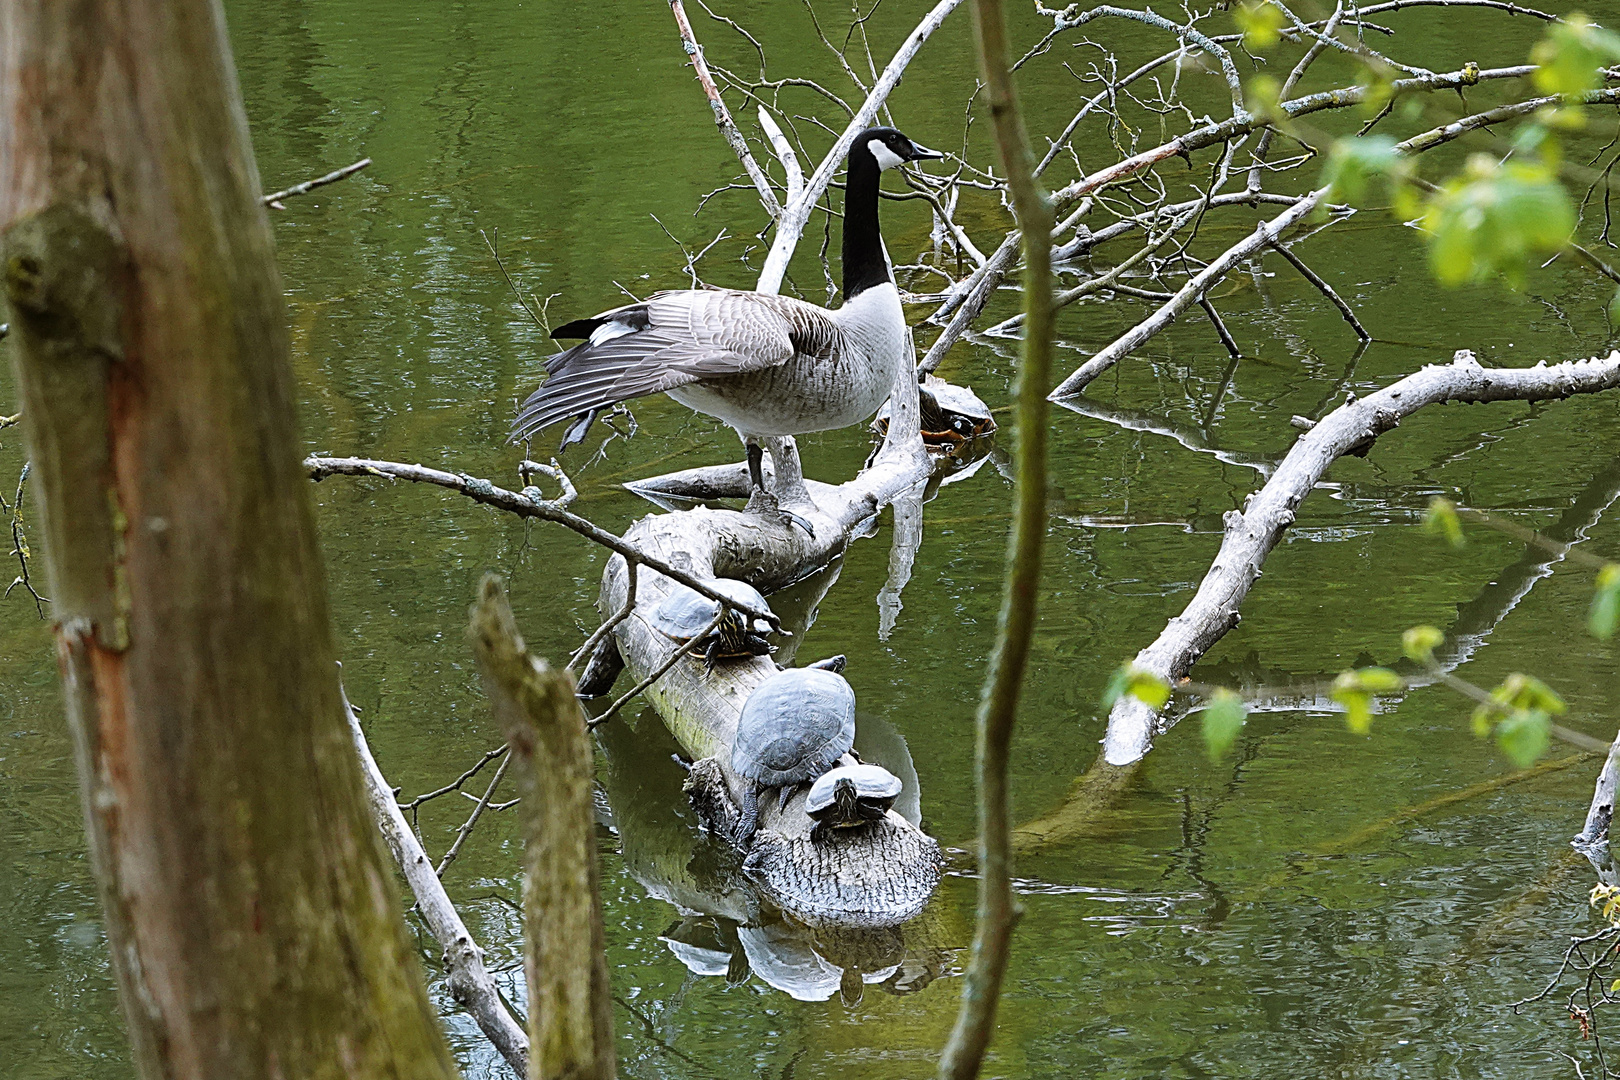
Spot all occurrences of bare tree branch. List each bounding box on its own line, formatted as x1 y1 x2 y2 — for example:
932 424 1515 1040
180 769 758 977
1104 350 1620 766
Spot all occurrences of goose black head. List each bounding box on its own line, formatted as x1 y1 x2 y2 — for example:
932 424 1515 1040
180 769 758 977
854 127 944 172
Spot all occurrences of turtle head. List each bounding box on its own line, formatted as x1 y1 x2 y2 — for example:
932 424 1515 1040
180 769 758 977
832 777 860 821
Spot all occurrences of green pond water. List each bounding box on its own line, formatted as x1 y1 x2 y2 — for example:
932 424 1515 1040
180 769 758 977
6 2 1620 1077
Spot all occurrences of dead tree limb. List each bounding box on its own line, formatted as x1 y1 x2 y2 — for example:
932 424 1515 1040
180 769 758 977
469 575 616 1080
669 0 780 219
1051 192 1330 396
1575 727 1620 886
1104 350 1620 766
304 455 778 628
345 687 530 1077
754 0 966 294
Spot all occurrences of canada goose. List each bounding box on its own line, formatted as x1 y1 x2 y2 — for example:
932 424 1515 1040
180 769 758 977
510 127 942 526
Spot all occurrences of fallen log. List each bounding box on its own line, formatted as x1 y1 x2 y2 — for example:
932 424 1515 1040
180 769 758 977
1104 349 1620 766
585 367 947 928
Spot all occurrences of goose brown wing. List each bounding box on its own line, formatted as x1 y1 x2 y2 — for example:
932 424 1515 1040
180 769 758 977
510 290 841 443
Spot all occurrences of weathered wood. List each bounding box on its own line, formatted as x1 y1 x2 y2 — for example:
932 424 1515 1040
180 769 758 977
1104 350 1620 766
469 575 615 1080
0 4 456 1076
591 359 943 927
345 688 530 1077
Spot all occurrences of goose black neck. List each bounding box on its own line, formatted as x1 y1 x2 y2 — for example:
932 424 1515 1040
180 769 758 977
841 151 890 301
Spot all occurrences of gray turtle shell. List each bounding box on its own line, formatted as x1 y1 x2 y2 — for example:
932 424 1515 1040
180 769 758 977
804 764 902 813
650 578 770 640
731 668 856 786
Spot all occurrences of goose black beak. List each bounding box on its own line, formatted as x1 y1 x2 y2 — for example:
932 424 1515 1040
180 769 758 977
908 142 945 162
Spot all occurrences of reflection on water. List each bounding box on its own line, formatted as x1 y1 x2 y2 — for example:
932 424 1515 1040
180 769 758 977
597 698 951 1008
6 1 1620 1077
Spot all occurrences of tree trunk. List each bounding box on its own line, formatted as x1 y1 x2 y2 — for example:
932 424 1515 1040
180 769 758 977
0 3 457 1077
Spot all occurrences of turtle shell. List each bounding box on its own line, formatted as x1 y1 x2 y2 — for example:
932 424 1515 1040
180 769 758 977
731 668 856 786
804 764 902 813
650 578 771 643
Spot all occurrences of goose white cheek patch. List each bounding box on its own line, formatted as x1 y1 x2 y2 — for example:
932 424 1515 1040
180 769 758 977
867 139 905 171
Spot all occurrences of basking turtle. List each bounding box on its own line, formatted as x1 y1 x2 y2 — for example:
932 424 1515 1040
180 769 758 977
872 375 996 447
805 763 902 843
650 578 775 672
731 667 856 845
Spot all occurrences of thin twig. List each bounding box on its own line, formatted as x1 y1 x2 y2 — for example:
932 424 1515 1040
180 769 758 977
938 0 1053 1075
669 0 781 219
436 750 513 877
262 157 371 209
303 455 780 628
587 609 725 729
1267 238 1372 340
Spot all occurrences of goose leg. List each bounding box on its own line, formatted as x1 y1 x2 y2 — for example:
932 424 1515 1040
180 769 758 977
743 438 815 539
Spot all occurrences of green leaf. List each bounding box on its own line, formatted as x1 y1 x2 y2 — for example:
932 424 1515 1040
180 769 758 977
1402 625 1445 664
1201 689 1248 760
1424 497 1465 548
1496 709 1551 768
1591 563 1620 640
1492 672 1566 716
1531 14 1620 99
1320 135 1402 208
1234 1 1287 50
1102 663 1171 710
1610 286 1620 324
1421 156 1576 289
1244 74 1284 125
1470 703 1494 738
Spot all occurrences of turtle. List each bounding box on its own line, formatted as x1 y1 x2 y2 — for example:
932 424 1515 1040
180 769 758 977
650 578 775 672
872 375 996 448
730 666 856 845
804 763 903 843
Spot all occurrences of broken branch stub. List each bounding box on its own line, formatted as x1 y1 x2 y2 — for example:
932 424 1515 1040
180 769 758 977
1105 350 1620 766
469 575 615 1080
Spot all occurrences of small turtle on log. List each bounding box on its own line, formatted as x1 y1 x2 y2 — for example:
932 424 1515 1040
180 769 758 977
650 578 776 672
731 667 856 845
873 375 996 448
805 763 902 843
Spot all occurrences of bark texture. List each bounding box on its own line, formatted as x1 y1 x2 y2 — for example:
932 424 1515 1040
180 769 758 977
0 4 457 1077
469 575 616 1080
1104 350 1620 766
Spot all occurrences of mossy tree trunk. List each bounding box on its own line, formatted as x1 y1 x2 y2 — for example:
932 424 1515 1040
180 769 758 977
0 3 458 1077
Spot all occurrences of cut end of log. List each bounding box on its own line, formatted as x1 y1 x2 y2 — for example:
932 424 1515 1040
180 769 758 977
685 757 942 928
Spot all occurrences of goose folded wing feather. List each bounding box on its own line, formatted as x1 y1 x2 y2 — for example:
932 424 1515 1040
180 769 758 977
513 290 835 441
